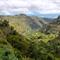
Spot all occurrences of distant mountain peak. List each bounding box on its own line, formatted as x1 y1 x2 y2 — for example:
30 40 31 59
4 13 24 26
57 16 60 19
16 14 27 16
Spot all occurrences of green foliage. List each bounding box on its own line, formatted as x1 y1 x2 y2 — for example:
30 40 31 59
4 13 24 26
0 20 9 27
3 20 9 26
0 44 19 60
0 20 60 60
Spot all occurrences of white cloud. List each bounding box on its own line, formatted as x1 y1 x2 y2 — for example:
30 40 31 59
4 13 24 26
0 0 60 15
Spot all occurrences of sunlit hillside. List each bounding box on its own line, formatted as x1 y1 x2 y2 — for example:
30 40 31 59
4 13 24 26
0 14 48 35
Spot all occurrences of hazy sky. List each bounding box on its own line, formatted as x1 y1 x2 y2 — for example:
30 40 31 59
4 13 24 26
0 0 60 17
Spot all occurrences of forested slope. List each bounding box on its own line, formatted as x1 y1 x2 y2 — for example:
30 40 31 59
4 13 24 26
0 19 60 60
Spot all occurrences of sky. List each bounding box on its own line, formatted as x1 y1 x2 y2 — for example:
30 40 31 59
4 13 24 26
0 0 60 18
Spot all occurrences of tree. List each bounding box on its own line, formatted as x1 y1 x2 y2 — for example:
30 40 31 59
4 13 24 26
3 20 9 26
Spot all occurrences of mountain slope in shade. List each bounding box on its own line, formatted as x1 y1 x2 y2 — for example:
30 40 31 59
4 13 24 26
43 18 54 22
0 14 48 34
49 16 60 31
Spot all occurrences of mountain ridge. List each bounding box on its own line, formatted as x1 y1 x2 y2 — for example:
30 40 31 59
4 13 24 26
0 14 49 34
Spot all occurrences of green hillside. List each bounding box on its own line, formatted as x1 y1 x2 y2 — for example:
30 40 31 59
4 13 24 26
0 16 60 60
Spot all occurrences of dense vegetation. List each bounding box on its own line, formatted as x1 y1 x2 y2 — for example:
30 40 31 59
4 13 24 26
0 19 60 60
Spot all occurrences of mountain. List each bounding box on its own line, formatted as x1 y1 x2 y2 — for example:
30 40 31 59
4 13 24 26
49 16 60 31
0 18 60 60
0 14 48 34
43 18 54 22
0 15 60 60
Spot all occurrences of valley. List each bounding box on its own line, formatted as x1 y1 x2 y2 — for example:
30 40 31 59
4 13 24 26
0 15 60 60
